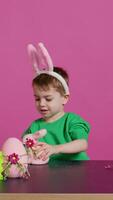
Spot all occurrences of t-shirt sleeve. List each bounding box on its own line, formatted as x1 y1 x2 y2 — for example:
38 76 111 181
69 115 90 140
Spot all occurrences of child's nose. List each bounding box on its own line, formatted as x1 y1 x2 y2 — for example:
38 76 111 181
39 99 46 106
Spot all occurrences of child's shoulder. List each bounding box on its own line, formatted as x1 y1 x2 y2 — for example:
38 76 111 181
66 112 90 128
66 112 84 120
26 118 43 129
34 117 43 123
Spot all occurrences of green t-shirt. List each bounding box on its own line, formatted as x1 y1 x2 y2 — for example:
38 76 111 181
22 112 90 161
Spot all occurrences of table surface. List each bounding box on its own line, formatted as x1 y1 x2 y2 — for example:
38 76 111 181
0 160 113 193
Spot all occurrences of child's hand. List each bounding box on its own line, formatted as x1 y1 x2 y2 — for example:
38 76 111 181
33 142 57 161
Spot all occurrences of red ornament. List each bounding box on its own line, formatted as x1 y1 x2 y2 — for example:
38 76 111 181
8 153 19 164
25 138 35 148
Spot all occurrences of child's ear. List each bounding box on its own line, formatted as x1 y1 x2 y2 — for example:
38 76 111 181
62 95 69 105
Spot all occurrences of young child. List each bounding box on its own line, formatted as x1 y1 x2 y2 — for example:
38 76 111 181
22 43 90 161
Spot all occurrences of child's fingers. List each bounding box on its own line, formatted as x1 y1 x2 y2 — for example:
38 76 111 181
33 151 42 159
42 152 50 161
34 146 47 155
32 146 42 151
34 142 47 148
38 150 48 159
32 142 47 151
37 149 49 160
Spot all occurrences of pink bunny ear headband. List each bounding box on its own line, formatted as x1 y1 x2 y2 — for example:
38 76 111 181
27 42 69 95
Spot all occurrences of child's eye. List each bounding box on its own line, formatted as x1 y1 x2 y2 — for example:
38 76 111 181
46 99 53 101
35 99 40 101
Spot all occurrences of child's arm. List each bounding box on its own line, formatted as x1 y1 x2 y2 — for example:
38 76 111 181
54 139 88 154
36 139 88 161
34 115 90 161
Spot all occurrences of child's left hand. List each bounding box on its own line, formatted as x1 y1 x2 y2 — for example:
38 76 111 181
32 142 57 161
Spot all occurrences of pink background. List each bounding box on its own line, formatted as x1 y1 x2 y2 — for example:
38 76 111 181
0 0 113 160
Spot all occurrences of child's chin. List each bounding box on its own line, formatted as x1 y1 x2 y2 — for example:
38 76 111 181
41 111 50 116
43 115 51 119
43 114 53 120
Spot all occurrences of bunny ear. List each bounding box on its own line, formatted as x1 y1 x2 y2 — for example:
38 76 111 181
33 129 47 140
37 42 53 71
27 44 40 74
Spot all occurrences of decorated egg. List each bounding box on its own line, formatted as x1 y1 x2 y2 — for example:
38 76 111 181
2 137 29 178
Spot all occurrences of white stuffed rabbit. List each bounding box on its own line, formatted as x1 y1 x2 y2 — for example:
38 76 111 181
23 129 49 165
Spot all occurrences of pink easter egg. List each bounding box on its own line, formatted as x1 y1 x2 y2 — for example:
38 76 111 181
2 137 28 178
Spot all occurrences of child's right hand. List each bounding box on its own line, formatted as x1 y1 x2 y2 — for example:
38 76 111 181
33 142 57 161
22 131 49 164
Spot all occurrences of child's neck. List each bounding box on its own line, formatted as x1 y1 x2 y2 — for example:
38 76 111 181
44 111 65 123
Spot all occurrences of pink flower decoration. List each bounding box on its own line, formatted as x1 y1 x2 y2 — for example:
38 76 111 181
8 153 19 164
25 138 35 148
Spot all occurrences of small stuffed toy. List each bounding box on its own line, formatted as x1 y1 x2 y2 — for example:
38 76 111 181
2 138 29 179
23 129 49 165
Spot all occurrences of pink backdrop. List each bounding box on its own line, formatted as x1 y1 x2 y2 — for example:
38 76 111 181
0 0 113 160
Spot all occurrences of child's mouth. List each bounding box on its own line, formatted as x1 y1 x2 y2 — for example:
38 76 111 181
40 109 48 114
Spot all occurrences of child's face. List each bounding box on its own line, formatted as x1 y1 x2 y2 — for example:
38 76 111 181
33 84 69 121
